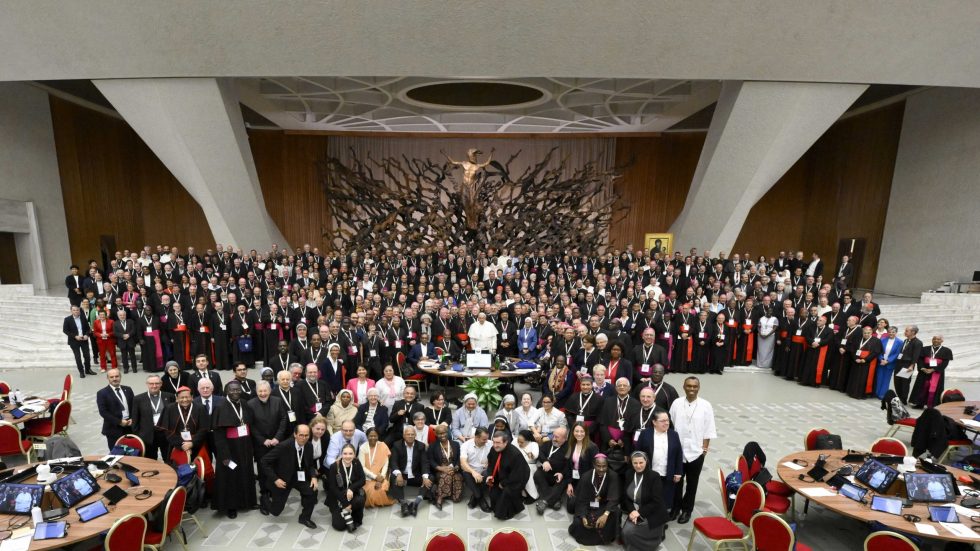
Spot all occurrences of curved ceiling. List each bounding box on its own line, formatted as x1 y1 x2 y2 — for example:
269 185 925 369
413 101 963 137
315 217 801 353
237 77 720 133
2 2 978 87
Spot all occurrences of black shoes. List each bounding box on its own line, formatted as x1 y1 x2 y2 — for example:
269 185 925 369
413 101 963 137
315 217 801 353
227 510 237 519
410 501 419 517
467 497 478 509
668 509 679 521
299 519 317 529
535 501 547 515
677 511 691 524
400 502 409 517
85 369 97 375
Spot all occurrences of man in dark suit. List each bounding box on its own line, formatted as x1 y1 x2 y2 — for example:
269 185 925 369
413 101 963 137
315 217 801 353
65 265 84 307
130 374 174 460
259 424 318 528
249 380 290 510
835 255 854 289
533 425 570 514
113 309 138 373
388 425 432 517
95 368 136 451
295 364 331 424
64 305 95 377
406 332 437 373
893 325 924 405
188 354 223 397
385 386 425 446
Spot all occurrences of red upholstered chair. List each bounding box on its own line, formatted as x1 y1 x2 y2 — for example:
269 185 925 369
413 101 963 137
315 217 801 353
864 530 920 551
102 513 147 551
870 437 908 457
47 374 73 405
24 400 71 440
0 381 10 400
0 421 34 463
425 530 465 551
400 351 428 393
687 478 763 551
750 512 812 551
114 434 146 457
884 416 917 439
804 427 830 451
434 347 445 356
181 456 208 537
941 388 965 403
144 485 187 551
487 529 528 551
736 455 793 497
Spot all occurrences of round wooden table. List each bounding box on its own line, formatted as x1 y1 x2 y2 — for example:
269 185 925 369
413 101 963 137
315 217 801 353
936 401 980 431
1 399 50 425
0 456 177 550
777 449 980 543
417 360 541 379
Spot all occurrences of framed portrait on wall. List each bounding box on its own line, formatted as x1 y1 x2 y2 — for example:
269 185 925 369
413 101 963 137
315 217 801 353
644 233 673 256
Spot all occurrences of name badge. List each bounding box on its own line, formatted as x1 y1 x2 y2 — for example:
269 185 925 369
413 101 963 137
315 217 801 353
153 413 161 425
795 330 802 336
579 367 588 375
698 332 706 339
288 411 297 423
662 333 670 339
575 414 585 422
681 324 689 333
897 353 903 360
314 402 322 412
929 358 938 367
200 327 206 333
297 471 306 482
300 317 307 323
242 324 248 330
590 500 600 508
395 340 403 348
617 419 624 430
633 431 640 442
840 339 847 346
237 425 249 437
219 324 226 331
727 321 736 327
813 338 820 345
718 334 725 341
369 349 378 358
572 469 580 480
639 364 651 376
348 346 358 355
181 430 191 441
855 351 862 358
228 460 238 470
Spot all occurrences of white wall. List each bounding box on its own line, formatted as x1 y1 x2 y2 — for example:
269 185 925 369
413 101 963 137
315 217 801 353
876 87 980 295
0 82 70 290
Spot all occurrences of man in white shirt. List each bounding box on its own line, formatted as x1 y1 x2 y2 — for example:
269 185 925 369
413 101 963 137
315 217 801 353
668 376 717 524
460 427 491 509
467 313 499 353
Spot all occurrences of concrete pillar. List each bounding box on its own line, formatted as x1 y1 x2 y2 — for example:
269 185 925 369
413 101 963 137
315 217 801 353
670 81 867 254
94 78 289 250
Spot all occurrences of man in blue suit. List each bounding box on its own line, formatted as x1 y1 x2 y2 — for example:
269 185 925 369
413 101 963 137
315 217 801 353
96 368 135 451
406 332 436 374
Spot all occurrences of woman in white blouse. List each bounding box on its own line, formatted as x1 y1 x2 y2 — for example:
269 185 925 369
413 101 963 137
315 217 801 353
309 414 329 474
374 364 405 410
515 392 540 432
516 429 540 502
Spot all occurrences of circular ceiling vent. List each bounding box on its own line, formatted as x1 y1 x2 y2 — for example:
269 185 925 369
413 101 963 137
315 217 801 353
402 81 547 110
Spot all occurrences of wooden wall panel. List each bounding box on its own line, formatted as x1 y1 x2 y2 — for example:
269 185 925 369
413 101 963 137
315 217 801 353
248 130 332 251
50 96 214 266
733 102 905 288
609 133 705 249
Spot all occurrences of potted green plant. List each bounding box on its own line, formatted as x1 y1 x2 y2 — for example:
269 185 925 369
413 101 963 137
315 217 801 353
460 376 502 412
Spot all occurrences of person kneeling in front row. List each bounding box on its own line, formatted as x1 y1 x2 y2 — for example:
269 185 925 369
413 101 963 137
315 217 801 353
259 424 319 529
326 443 366 532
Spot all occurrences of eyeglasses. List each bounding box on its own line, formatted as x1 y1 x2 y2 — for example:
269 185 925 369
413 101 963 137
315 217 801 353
903 514 921 523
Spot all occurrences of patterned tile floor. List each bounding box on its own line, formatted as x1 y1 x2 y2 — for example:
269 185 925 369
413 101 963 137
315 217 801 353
5 367 979 551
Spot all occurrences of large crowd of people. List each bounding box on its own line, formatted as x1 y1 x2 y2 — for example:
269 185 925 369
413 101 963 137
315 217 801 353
71 242 953 545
